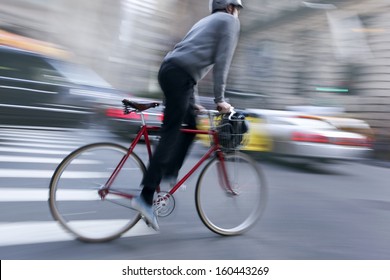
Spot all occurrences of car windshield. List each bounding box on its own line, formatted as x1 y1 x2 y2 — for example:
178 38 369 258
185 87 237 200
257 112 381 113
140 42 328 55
47 59 112 88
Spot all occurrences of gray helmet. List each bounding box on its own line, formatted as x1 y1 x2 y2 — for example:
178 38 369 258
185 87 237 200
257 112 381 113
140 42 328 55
209 0 243 13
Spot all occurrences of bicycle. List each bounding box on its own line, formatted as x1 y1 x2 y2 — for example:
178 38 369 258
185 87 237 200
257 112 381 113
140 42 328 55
49 99 267 242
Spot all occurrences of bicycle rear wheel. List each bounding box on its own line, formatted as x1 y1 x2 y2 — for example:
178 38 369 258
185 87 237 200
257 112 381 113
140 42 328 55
49 142 145 242
195 151 267 236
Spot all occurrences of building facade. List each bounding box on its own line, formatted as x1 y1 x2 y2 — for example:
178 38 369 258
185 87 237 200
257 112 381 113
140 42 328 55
1 0 390 156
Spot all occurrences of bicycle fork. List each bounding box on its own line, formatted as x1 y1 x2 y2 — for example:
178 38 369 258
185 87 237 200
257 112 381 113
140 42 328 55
216 152 239 196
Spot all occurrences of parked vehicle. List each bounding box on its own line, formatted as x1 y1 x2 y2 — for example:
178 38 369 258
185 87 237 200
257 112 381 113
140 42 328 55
0 46 120 127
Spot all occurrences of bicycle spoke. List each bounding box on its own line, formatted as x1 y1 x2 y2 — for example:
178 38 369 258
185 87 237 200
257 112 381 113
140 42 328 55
49 143 145 242
195 152 267 235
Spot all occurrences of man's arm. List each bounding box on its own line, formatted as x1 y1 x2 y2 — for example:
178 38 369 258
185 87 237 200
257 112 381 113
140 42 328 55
213 16 240 104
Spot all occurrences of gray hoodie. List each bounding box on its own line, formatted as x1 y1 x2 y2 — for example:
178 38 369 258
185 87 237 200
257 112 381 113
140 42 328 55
164 12 240 103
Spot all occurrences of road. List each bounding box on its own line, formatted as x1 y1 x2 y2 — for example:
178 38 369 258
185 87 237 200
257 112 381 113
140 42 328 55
0 125 390 260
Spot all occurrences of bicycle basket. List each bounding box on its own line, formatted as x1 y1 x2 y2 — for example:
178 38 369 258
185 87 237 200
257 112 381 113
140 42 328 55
216 111 249 150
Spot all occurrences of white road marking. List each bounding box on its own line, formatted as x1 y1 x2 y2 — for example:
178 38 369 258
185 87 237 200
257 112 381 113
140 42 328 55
0 135 78 148
0 125 78 131
0 141 78 149
0 132 80 141
0 170 110 178
0 147 71 155
0 188 132 201
0 188 49 201
0 188 156 246
0 156 96 164
0 220 156 247
0 170 55 179
0 128 156 247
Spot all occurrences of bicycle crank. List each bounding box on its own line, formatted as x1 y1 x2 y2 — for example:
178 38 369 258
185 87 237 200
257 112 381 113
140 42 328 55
153 191 175 217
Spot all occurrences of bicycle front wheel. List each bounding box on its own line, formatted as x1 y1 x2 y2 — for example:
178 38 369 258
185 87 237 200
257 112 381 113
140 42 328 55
49 143 145 242
195 152 267 236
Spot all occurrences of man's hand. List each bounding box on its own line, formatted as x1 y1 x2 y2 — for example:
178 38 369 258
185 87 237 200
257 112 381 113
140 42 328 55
216 101 233 113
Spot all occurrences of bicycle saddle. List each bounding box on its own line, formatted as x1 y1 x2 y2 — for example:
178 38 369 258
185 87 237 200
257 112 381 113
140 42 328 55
122 99 160 113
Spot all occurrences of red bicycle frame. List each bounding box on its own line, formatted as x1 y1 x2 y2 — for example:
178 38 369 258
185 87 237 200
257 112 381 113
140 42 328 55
99 119 233 200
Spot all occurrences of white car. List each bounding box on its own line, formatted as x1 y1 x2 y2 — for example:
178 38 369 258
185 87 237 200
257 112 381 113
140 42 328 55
244 109 372 162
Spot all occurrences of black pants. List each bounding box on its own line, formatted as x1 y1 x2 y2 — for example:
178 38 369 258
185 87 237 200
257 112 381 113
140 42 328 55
141 60 197 205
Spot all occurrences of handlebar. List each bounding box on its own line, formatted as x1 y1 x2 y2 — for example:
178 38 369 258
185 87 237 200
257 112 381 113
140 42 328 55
196 108 236 119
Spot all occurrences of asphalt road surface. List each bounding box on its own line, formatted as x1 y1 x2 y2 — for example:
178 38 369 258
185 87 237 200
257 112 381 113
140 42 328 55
1 125 390 260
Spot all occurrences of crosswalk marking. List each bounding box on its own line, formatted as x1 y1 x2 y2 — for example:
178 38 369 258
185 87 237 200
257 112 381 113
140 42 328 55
0 156 96 164
0 127 84 179
0 147 72 155
0 127 99 157
0 188 123 201
0 156 63 163
0 125 79 131
0 141 79 149
0 170 110 178
0 220 156 247
1 134 81 143
0 186 156 247
0 132 80 141
0 127 157 247
0 187 138 202
0 170 56 178
0 188 49 201
0 127 115 179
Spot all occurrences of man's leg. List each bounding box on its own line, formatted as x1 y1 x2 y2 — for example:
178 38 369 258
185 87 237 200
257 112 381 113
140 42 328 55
163 102 197 180
141 62 195 205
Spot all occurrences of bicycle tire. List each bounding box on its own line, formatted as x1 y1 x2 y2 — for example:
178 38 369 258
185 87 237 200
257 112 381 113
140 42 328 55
49 142 145 242
195 151 267 236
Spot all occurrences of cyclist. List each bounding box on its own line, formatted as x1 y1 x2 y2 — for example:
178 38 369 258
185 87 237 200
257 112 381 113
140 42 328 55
131 0 243 230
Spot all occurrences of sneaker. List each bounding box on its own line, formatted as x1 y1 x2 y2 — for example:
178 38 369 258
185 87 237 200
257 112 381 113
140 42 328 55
131 196 159 231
